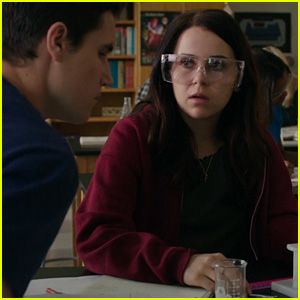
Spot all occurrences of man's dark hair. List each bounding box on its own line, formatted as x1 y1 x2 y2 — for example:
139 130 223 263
3 3 125 63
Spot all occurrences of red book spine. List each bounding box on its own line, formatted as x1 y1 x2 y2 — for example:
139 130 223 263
125 61 134 88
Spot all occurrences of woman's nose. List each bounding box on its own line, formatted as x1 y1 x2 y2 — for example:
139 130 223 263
192 65 207 85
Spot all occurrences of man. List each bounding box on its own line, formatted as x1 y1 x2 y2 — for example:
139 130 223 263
3 3 124 297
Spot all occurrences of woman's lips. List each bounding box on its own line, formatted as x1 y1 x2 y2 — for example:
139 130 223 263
188 93 209 103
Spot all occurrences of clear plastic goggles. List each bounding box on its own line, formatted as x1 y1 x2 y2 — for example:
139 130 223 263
161 54 245 88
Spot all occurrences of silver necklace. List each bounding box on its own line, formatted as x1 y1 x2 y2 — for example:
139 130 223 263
198 154 214 183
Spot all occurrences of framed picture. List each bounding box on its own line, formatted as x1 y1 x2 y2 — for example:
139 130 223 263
141 11 180 65
235 12 291 52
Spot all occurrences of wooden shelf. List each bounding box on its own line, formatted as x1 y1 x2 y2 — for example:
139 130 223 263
108 54 135 60
101 88 135 93
116 20 135 26
87 117 119 123
51 116 119 124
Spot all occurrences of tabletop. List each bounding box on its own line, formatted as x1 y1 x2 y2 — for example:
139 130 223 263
28 262 291 298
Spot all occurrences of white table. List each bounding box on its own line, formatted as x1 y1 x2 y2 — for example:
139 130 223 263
25 275 211 298
281 126 298 148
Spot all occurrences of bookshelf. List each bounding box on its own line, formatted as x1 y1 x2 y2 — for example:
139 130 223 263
51 2 225 137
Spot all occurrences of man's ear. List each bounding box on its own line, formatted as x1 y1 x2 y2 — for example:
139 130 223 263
46 22 68 61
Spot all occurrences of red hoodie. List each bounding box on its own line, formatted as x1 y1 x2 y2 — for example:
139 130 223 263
75 105 297 285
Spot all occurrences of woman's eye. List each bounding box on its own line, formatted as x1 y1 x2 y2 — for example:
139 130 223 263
179 57 196 68
207 58 225 71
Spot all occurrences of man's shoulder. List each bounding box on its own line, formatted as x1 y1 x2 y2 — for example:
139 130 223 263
3 115 78 204
3 112 77 190
3 79 71 155
4 115 71 156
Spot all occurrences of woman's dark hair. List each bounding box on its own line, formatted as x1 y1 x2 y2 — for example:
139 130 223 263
252 47 291 125
134 9 269 192
3 3 125 63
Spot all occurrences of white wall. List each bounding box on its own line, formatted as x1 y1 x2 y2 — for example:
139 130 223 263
228 2 298 72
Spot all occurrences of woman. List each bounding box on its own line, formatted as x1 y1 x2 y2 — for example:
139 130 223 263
76 10 297 291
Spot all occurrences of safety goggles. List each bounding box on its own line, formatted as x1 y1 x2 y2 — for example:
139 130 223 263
161 54 245 88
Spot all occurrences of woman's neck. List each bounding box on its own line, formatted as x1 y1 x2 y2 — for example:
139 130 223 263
183 114 222 159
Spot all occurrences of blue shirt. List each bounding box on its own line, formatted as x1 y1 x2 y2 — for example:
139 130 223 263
268 104 283 144
3 78 78 296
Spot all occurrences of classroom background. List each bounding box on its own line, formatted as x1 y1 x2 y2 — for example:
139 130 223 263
43 1 298 269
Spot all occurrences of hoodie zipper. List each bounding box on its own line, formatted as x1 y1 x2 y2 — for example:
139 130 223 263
249 159 267 261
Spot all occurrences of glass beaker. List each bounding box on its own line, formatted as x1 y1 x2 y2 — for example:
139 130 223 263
214 259 247 298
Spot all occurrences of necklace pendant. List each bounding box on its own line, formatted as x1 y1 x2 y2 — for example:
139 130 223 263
198 154 214 184
204 174 208 183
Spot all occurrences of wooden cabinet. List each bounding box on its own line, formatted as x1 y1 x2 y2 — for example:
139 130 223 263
51 2 224 137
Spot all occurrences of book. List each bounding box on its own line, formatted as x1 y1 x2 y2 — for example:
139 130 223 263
125 60 134 88
112 27 122 54
109 60 118 88
117 60 125 88
126 26 135 55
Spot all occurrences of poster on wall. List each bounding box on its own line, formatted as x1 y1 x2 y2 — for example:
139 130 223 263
235 12 291 52
141 11 180 65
